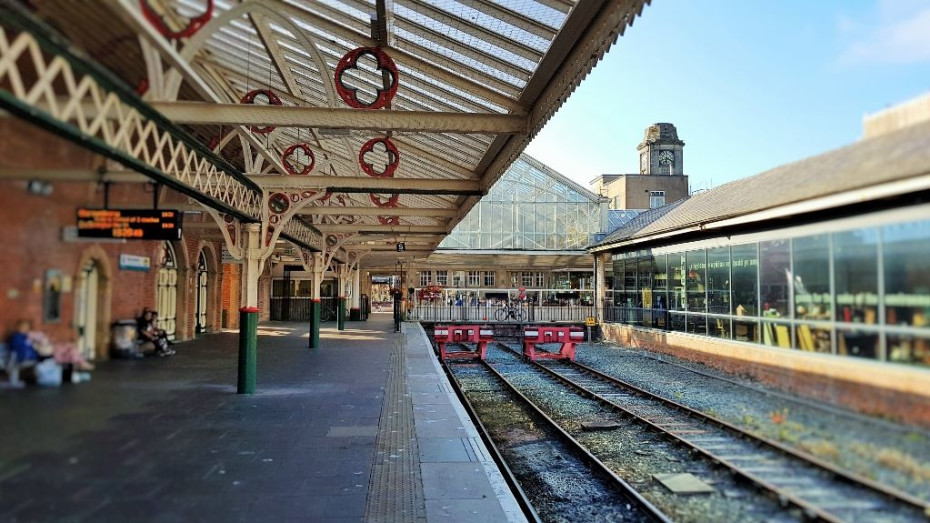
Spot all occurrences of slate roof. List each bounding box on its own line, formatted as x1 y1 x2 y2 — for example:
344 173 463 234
592 118 930 251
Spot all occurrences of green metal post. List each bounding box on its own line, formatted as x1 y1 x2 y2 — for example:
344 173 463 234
309 299 321 348
337 296 346 331
238 307 258 394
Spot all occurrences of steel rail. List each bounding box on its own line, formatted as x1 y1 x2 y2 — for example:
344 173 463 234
564 357 930 515
441 361 543 523
447 358 671 523
491 342 929 521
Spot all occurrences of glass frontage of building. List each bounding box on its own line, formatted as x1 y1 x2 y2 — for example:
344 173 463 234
608 213 930 368
439 155 601 250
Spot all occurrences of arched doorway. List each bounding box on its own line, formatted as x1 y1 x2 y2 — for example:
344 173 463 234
75 261 99 361
195 250 209 334
156 241 179 340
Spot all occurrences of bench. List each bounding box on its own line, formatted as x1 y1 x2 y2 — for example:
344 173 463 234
522 326 584 362
433 325 494 362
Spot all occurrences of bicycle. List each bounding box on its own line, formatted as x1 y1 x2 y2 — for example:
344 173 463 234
494 302 527 322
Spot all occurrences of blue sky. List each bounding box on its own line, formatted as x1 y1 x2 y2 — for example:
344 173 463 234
525 0 930 193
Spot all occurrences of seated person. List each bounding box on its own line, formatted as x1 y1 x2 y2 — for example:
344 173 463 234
137 308 174 356
29 331 94 371
10 319 41 366
7 319 62 386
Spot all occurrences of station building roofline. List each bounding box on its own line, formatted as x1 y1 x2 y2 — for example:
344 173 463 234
590 118 930 252
518 153 604 204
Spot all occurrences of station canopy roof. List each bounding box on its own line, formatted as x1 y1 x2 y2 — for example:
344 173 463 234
24 0 647 267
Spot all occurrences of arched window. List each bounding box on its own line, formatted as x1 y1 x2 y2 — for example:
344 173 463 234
156 241 178 340
195 251 208 334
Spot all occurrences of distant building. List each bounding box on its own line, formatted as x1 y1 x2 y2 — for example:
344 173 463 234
590 123 690 211
589 98 930 426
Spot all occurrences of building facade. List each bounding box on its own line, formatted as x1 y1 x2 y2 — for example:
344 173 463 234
591 123 690 211
591 108 930 424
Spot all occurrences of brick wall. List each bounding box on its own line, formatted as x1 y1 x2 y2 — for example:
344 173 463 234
0 119 229 357
600 323 930 429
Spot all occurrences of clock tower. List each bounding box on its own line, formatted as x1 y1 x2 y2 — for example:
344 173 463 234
590 123 689 210
637 123 685 175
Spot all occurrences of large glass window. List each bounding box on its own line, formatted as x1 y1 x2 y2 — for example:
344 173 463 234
686 250 706 313
686 250 706 334
834 229 879 325
467 271 481 286
707 247 731 338
612 259 625 306
668 253 686 312
483 271 495 287
760 240 790 318
760 240 791 347
604 215 930 367
638 255 655 326
623 259 638 311
793 235 832 322
731 244 758 317
653 254 669 329
420 271 432 287
731 243 759 343
706 247 730 316
439 156 600 250
883 219 930 327
436 270 448 286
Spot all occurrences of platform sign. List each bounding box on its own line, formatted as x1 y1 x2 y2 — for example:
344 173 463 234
76 208 182 240
119 254 151 272
396 242 405 252
585 316 597 327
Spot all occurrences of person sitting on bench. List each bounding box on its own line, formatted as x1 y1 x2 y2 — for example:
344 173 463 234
137 309 174 357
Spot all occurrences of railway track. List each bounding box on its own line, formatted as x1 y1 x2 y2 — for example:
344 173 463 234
491 342 930 522
444 355 671 522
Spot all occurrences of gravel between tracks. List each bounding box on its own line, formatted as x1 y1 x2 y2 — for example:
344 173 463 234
573 341 930 503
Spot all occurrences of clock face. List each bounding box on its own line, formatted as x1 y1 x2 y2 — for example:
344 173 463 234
658 150 674 164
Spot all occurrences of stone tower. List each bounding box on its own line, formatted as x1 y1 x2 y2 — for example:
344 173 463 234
589 123 689 210
637 123 685 175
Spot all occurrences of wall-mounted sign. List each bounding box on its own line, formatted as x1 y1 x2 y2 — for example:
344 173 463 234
76 208 182 240
119 254 151 272
396 242 405 252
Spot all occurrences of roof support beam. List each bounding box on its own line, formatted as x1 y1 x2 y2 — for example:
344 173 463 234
315 224 448 234
249 13 302 97
149 102 527 134
252 176 482 195
301 207 458 217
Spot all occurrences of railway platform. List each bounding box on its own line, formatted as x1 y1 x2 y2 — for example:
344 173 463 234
0 315 524 522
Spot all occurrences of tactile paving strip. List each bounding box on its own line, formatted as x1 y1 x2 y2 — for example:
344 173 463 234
365 330 427 522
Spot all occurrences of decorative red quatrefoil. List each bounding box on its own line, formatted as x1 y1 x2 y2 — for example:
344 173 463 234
282 143 315 175
239 89 282 134
334 47 399 109
358 137 399 178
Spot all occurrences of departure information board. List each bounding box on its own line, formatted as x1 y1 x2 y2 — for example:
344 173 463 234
76 208 182 240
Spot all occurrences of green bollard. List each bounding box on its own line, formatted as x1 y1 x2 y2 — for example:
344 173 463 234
238 307 258 394
309 299 321 348
337 296 346 331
